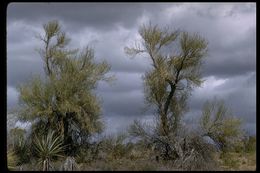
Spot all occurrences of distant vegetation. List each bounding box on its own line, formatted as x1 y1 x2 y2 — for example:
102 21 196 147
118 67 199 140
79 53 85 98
7 21 255 171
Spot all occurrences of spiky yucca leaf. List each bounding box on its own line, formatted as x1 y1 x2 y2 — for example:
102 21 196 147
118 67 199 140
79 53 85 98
33 130 64 165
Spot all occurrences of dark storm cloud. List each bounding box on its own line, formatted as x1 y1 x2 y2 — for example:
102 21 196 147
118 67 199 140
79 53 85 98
7 3 169 32
203 26 256 78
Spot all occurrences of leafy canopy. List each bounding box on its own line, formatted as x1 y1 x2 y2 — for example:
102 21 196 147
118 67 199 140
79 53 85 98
125 23 208 135
18 20 112 140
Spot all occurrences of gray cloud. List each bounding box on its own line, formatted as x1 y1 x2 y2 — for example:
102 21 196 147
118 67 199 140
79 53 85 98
138 3 256 78
7 3 169 32
7 57 44 87
7 3 256 135
203 26 256 78
100 89 145 117
98 72 143 93
7 86 19 110
187 72 256 133
7 20 46 87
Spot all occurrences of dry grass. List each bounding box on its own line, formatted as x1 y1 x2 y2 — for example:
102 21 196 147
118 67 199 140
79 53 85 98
77 159 160 171
13 152 256 171
218 151 256 171
76 150 256 171
11 147 256 171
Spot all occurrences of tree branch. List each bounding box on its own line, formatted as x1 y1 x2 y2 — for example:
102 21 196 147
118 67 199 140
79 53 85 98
147 48 158 69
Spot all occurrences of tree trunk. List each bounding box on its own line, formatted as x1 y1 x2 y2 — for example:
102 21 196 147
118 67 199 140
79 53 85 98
159 80 176 136
63 113 74 156
160 112 169 136
63 114 70 155
163 82 176 116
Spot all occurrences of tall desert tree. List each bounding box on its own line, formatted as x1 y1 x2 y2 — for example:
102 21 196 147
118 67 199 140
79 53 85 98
17 20 112 155
125 23 208 136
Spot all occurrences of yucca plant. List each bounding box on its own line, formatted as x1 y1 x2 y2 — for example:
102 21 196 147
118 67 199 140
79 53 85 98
33 130 64 171
7 150 17 170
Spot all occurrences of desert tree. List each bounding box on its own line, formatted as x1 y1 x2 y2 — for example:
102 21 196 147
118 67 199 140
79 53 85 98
125 23 208 136
17 20 112 156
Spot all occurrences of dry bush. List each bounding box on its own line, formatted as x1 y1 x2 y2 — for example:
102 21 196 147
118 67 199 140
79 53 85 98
99 133 133 161
200 98 243 152
244 136 256 153
7 150 17 170
220 153 239 169
129 120 220 170
60 156 79 171
75 141 102 163
172 134 219 171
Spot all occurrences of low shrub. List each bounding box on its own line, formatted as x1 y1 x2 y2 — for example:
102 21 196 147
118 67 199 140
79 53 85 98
7 150 17 170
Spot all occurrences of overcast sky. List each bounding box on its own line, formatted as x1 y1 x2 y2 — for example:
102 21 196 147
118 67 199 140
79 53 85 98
7 3 256 135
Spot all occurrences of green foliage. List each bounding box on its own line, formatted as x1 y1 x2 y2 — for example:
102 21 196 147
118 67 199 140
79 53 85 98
200 98 243 151
18 77 54 122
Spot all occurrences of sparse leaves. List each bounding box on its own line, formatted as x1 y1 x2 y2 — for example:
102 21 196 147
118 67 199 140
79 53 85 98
43 20 61 39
